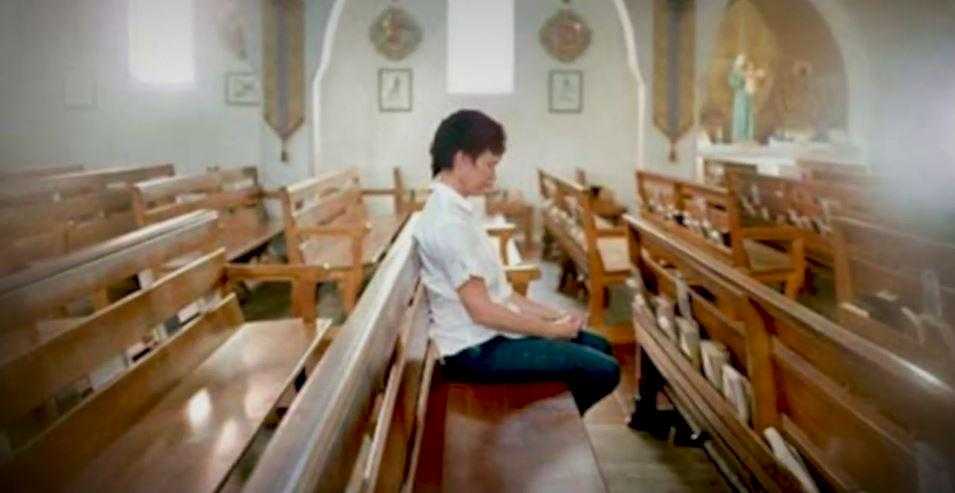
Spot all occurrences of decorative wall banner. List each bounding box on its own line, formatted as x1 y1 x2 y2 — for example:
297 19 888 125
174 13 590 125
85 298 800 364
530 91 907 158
539 1 592 63
652 0 696 162
262 0 305 162
369 4 422 61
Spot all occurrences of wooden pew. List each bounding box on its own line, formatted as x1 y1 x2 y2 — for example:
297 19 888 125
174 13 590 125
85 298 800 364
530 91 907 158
0 164 84 180
702 158 758 187
832 215 955 372
539 169 632 328
627 213 955 492
131 166 284 261
279 167 410 314
0 211 225 451
0 210 332 491
574 167 628 224
636 169 806 299
724 170 880 268
0 163 175 276
242 213 606 492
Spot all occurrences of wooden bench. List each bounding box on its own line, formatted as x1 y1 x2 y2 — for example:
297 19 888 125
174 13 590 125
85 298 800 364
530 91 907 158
0 211 248 451
131 166 283 262
832 215 955 373
0 210 332 491
241 213 606 492
539 169 632 329
702 158 758 187
279 167 410 315
575 167 628 224
725 169 884 268
627 213 955 492
0 163 175 276
636 169 806 299
0 164 84 180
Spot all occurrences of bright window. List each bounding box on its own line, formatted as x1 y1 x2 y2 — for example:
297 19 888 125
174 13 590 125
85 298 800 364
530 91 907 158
128 0 195 86
447 0 514 94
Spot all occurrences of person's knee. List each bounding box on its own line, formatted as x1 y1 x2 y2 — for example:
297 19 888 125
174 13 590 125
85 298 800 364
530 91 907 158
582 354 620 395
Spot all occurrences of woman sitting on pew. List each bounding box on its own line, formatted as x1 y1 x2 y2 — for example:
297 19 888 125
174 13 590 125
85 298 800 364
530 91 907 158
414 110 620 414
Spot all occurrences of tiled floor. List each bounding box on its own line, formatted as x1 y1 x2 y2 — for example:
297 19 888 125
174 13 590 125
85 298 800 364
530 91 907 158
242 255 731 492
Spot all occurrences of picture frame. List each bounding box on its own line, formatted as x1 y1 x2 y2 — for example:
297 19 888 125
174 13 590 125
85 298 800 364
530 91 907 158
548 69 583 114
225 72 261 106
378 68 413 112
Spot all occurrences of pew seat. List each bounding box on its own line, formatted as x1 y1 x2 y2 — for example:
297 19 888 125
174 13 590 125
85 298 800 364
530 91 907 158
300 213 407 268
69 317 329 492
743 239 794 273
414 380 607 493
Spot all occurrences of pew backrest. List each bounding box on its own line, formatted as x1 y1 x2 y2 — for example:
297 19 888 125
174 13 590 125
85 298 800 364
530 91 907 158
0 164 176 275
243 214 431 493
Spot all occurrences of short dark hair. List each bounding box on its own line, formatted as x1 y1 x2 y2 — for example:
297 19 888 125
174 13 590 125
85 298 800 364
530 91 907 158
429 110 506 177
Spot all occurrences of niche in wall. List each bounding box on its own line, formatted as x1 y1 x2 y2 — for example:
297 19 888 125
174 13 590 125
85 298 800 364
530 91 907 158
700 0 849 143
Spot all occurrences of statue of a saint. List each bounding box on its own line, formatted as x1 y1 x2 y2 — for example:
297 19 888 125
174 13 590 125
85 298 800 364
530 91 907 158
729 54 765 142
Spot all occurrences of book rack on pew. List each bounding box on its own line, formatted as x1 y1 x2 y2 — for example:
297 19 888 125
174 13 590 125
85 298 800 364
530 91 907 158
626 213 955 493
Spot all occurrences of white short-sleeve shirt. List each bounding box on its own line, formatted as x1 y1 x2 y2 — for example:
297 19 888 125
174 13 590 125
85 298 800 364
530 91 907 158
413 181 520 357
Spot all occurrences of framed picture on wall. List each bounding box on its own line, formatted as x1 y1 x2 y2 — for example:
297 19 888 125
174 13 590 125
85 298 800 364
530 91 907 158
225 72 261 106
378 68 413 112
548 69 583 113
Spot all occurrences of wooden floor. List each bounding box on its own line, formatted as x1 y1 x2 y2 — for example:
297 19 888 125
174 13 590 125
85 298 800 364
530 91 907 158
242 252 731 492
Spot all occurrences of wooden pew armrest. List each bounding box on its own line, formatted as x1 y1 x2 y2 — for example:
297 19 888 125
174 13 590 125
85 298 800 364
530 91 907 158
298 223 372 240
361 187 398 197
225 263 330 324
485 224 518 237
225 263 328 283
504 264 541 296
595 226 628 238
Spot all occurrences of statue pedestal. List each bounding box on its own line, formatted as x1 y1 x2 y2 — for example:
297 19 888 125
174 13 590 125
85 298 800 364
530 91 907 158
696 141 863 181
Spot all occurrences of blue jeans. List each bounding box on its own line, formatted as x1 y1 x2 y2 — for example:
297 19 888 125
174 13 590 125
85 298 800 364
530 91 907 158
441 331 621 414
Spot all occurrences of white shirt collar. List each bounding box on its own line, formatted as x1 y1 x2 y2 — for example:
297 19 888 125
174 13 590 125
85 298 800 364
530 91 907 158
431 180 474 213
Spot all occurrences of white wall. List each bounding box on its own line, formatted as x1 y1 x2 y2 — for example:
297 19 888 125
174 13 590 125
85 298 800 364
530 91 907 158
846 0 955 236
0 0 321 188
318 0 642 208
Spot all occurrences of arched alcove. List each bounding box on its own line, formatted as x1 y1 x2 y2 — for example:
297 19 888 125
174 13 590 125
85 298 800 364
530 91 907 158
310 0 648 208
701 0 850 143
